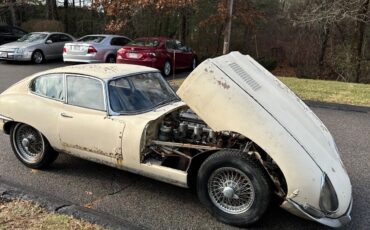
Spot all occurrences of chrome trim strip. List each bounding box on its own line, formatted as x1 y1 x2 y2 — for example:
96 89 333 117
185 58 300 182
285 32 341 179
286 197 352 228
0 114 14 122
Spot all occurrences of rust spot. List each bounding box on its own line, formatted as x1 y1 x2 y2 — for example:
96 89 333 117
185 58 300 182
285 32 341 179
117 157 123 166
217 80 230 89
62 142 117 158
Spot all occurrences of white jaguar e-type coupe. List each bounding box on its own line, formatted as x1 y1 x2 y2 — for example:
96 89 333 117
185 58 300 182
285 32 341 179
0 52 352 227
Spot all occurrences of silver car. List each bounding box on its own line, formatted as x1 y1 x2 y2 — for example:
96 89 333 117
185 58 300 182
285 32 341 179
0 32 75 64
63 34 131 63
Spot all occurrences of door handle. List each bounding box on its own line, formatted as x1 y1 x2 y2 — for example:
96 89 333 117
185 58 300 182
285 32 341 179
61 112 73 118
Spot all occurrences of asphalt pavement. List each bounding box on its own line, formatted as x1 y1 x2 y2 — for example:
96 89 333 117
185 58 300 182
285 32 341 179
0 61 369 229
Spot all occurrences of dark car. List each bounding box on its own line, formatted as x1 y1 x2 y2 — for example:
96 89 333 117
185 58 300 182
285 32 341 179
0 25 27 45
116 37 197 77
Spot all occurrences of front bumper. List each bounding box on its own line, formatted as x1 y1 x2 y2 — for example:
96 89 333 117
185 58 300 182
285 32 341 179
0 51 32 61
281 197 352 228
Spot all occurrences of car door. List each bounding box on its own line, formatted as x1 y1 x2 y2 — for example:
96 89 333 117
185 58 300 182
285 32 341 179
57 34 74 59
43 34 60 59
165 39 183 69
58 74 125 164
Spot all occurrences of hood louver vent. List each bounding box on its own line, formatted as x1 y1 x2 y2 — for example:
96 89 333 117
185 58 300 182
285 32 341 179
229 62 261 91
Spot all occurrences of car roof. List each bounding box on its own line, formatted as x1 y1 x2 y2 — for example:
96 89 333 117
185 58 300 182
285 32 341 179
37 64 159 80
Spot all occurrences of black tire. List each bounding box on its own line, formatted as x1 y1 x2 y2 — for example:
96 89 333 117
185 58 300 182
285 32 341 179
197 149 271 227
106 54 116 63
191 57 197 70
163 60 172 77
10 123 58 169
32 50 44 64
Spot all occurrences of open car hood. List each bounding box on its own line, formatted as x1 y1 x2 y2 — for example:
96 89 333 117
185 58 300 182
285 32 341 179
177 52 348 181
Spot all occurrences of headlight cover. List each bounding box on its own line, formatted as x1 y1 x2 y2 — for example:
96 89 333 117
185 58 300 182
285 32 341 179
320 173 339 214
14 48 25 54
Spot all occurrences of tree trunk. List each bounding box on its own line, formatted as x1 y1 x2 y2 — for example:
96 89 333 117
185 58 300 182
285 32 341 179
8 0 16 26
353 0 369 83
180 12 187 43
64 0 69 33
223 0 234 54
318 23 330 75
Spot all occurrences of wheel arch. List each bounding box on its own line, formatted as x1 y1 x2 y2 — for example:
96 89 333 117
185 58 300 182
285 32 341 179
187 132 288 200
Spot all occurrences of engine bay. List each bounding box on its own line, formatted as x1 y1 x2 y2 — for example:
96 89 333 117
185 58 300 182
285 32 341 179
142 107 253 171
141 107 287 197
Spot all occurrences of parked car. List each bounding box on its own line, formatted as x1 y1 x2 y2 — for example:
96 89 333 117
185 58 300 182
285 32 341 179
0 32 75 64
117 37 197 77
63 34 131 63
0 25 27 45
0 52 351 228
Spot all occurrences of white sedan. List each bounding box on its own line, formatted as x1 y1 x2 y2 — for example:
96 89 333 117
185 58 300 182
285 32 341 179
0 52 352 227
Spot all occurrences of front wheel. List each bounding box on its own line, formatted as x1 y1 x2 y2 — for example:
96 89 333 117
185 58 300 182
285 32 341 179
197 150 271 227
163 60 172 77
10 123 58 169
32 50 44 64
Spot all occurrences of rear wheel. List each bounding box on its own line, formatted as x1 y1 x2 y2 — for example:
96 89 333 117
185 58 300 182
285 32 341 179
163 60 172 77
106 54 116 63
197 150 271 226
32 50 44 64
10 123 58 169
191 58 197 70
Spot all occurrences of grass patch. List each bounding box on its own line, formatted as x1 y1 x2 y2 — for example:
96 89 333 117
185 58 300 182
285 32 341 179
0 198 104 230
168 77 370 107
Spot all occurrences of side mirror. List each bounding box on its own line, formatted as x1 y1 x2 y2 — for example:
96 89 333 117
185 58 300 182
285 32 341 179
46 40 53 44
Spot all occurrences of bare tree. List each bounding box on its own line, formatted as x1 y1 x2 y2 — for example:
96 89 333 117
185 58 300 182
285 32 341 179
294 0 370 82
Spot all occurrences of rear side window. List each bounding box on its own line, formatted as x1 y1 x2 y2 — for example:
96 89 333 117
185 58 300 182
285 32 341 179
59 34 73 42
0 27 10 33
78 36 106 43
30 74 64 101
128 39 160 47
12 28 26 37
67 76 105 111
110 37 131 46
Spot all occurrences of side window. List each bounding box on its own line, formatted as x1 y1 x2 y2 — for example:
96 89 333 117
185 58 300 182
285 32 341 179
0 27 10 33
48 34 59 43
59 34 72 42
111 37 130 46
12 28 26 37
165 40 176 50
30 74 65 101
67 76 105 111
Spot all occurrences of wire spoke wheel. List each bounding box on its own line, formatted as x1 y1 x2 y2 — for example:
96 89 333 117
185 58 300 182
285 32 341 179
13 124 45 164
208 167 255 215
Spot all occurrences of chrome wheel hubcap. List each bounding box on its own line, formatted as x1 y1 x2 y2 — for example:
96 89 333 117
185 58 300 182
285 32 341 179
14 124 45 164
164 62 171 76
34 52 42 63
208 167 255 214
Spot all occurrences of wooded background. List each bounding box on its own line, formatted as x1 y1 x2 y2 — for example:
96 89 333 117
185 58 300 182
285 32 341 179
1 0 370 83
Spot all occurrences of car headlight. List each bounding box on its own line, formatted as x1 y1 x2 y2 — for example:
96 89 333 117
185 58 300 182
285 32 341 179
319 173 339 214
14 48 25 54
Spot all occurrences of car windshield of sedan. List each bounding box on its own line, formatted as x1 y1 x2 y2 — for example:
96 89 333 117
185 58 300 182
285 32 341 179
128 39 160 47
108 72 179 114
77 35 106 43
17 33 47 42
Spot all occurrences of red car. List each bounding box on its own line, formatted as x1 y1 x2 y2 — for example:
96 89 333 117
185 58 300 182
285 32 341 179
116 37 197 76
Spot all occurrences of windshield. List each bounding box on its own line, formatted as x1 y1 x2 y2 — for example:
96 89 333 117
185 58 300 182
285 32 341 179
78 35 106 43
128 39 160 47
17 33 47 42
109 72 179 114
